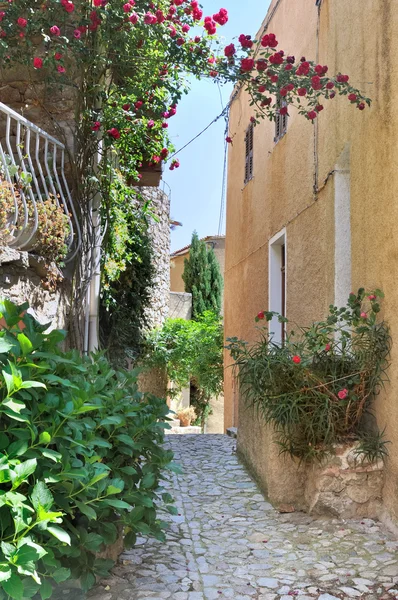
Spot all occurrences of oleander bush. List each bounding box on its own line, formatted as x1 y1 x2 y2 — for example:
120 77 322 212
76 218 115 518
0 299 177 599
226 289 390 462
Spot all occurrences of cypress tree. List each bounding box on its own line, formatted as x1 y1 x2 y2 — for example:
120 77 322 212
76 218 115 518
182 231 223 319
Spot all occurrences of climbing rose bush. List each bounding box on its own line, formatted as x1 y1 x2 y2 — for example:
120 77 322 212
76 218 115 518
226 289 389 462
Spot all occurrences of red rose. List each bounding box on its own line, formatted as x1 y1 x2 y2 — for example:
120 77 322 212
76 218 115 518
286 83 294 92
258 85 266 93
224 43 235 57
348 93 357 102
257 311 265 320
92 121 101 131
256 60 267 71
225 136 232 143
17 17 27 27
134 100 143 109
311 75 322 90
279 106 288 115
240 58 254 72
326 81 334 89
50 25 60 36
250 116 256 123
307 110 317 120
107 127 120 139
280 87 288 97
316 105 323 112
285 64 293 71
336 74 349 83
297 87 307 96
292 355 301 364
270 75 278 83
33 57 43 69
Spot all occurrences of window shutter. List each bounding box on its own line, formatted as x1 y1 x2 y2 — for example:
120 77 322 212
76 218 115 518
244 122 254 184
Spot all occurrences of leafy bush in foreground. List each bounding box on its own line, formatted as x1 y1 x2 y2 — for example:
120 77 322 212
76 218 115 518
0 299 176 599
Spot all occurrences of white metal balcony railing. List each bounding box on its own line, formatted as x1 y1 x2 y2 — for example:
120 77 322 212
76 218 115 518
0 101 81 262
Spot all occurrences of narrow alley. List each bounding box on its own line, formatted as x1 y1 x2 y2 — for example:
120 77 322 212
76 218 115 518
89 435 398 600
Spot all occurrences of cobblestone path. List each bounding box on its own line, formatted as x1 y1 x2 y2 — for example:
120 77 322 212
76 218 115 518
90 434 398 600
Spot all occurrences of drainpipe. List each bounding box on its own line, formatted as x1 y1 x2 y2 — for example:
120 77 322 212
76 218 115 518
87 134 102 353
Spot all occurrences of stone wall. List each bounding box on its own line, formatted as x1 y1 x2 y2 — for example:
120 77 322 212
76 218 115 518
140 187 171 329
305 443 384 519
0 247 70 331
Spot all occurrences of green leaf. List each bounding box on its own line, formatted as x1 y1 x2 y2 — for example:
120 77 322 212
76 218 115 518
19 381 46 390
141 472 156 489
14 544 40 565
40 449 62 463
88 471 109 486
51 568 70 583
2 370 15 395
31 481 53 512
0 564 12 583
84 533 103 552
7 440 28 458
0 337 13 354
16 334 33 357
2 573 24 600
2 397 26 414
80 571 96 592
39 579 52 600
47 526 71 545
115 434 136 447
102 499 132 510
119 466 137 475
73 405 100 415
74 501 97 521
11 459 37 489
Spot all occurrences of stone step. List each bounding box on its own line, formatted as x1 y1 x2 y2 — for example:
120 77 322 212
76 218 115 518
168 418 181 427
166 426 202 435
226 426 238 439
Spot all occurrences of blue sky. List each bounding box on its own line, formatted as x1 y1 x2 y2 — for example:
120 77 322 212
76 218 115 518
165 0 271 252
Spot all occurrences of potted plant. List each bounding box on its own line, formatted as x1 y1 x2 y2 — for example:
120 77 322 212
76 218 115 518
177 406 197 427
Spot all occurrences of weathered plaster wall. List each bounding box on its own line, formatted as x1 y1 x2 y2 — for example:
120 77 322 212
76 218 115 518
169 291 192 320
224 0 398 516
170 254 186 293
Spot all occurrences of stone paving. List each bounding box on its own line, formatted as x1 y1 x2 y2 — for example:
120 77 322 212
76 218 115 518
90 434 398 600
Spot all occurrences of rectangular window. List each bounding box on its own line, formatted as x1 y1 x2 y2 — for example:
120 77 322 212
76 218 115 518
274 102 288 143
269 229 286 345
244 122 254 184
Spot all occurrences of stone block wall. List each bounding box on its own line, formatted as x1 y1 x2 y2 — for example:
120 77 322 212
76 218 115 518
0 246 70 331
305 443 384 519
140 187 171 330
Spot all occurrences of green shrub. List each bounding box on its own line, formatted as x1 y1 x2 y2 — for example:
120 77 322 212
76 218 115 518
145 311 224 427
0 299 177 599
226 289 390 462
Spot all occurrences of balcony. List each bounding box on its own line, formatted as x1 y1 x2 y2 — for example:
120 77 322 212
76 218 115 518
0 102 81 263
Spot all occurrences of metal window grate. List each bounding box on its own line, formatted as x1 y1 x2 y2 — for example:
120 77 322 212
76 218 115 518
0 102 81 262
244 122 254 184
274 102 288 143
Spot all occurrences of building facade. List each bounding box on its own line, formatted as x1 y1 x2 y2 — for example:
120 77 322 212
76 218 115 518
224 0 398 522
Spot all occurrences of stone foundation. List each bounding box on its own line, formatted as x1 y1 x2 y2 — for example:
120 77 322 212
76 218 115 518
305 442 384 519
0 246 70 331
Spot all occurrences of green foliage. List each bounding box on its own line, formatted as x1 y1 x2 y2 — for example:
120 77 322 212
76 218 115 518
226 289 390 462
182 232 223 319
0 299 175 598
145 311 224 426
100 178 154 365
354 428 390 465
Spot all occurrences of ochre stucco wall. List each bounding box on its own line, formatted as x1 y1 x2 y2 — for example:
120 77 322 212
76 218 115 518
224 0 398 515
170 254 186 293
